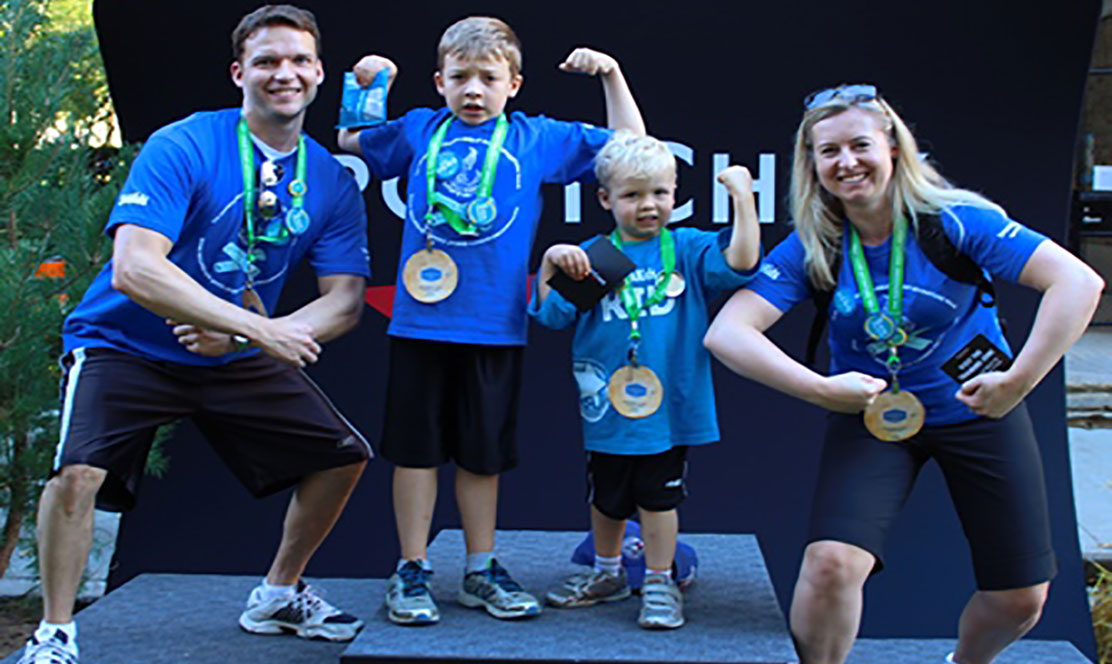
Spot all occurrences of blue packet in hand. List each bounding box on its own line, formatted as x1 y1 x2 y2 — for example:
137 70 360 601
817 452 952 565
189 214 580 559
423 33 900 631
337 69 388 129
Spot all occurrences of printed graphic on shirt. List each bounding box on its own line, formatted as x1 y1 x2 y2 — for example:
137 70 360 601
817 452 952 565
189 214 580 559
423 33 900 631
574 358 610 423
597 267 676 323
194 196 298 297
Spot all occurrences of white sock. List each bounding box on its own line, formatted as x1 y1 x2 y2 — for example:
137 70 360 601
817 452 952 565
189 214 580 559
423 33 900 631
397 558 431 572
646 567 672 579
35 620 77 651
594 554 622 576
945 654 957 663
466 551 494 573
259 580 296 602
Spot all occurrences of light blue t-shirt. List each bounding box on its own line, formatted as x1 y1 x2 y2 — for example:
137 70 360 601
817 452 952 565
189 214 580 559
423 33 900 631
530 227 761 454
359 107 611 345
748 204 1047 425
63 109 372 365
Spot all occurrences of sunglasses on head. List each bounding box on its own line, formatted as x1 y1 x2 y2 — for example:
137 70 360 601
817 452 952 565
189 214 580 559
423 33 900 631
804 84 878 110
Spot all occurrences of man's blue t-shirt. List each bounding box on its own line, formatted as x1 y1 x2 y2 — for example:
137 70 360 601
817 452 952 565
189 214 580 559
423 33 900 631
359 107 611 345
748 205 1046 425
530 227 760 454
63 109 372 365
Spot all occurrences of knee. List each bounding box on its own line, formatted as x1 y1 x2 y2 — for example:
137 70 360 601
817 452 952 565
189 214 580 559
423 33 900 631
45 465 106 515
800 541 874 594
985 584 1048 626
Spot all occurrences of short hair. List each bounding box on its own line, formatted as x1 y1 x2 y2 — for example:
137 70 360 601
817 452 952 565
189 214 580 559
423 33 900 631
594 132 676 188
438 17 522 77
232 5 322 61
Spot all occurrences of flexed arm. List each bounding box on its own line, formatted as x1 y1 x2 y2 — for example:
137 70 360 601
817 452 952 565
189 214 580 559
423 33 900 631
559 48 645 135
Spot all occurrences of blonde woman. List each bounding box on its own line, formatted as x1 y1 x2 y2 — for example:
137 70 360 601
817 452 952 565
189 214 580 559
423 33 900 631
704 85 1103 664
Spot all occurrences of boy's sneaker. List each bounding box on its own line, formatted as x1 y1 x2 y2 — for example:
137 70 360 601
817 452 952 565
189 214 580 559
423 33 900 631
637 572 684 629
458 558 541 619
18 629 78 664
546 568 632 608
385 560 440 625
239 580 363 641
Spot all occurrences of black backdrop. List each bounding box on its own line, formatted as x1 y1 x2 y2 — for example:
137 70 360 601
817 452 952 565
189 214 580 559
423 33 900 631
94 0 1099 657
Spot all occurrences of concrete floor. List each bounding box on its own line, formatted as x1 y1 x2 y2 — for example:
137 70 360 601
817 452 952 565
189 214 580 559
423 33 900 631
1066 327 1112 564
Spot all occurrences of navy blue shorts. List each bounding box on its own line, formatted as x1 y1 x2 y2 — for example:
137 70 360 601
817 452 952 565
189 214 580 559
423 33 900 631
56 347 371 512
809 402 1056 591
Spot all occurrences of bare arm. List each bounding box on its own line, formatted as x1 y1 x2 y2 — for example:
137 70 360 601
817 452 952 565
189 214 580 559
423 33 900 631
716 166 761 271
956 240 1104 417
337 55 398 153
284 274 366 343
559 48 645 135
704 289 886 413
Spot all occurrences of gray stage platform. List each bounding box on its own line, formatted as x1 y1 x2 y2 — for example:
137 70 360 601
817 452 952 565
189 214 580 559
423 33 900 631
847 638 1091 663
342 529 798 664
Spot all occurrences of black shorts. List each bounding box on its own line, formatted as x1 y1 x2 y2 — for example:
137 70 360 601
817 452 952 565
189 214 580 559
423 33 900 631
587 446 689 520
380 337 522 475
56 347 371 512
809 403 1056 591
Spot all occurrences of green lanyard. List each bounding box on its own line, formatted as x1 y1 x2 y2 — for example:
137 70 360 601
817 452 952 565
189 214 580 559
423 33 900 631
424 114 508 237
610 228 675 344
236 117 308 257
848 216 908 383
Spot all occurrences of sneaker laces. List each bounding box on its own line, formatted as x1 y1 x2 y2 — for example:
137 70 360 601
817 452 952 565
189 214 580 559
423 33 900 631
398 563 434 598
488 560 524 593
294 582 334 617
23 633 78 664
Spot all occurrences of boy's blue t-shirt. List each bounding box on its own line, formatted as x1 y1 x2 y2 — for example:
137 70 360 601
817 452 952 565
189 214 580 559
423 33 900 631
63 109 372 366
747 204 1047 425
530 227 761 454
359 107 611 345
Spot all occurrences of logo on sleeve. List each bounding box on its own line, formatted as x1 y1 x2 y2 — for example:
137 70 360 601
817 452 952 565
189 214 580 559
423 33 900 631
760 263 781 280
996 221 1022 239
573 358 610 423
117 192 150 207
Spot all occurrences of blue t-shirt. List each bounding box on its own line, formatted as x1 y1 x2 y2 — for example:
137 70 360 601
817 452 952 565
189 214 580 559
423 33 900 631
63 109 372 365
359 107 611 345
748 205 1047 425
530 227 761 454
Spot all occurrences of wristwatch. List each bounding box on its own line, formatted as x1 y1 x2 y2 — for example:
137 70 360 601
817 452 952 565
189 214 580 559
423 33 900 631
231 334 251 353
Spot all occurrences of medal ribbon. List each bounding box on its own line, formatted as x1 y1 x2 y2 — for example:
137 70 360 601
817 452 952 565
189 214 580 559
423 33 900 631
610 229 676 346
848 216 908 388
424 114 508 237
236 117 308 259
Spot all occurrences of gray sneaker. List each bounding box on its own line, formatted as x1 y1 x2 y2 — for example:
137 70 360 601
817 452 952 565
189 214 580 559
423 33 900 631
546 568 632 608
637 572 684 629
457 558 541 619
385 560 440 625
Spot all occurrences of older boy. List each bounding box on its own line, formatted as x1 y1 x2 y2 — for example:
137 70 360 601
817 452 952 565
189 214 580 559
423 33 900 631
531 133 760 629
19 6 371 664
337 17 643 624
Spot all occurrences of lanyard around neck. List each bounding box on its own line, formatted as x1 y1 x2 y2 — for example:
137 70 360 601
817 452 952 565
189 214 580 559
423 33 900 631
236 117 307 252
424 114 508 236
610 228 675 342
848 216 908 379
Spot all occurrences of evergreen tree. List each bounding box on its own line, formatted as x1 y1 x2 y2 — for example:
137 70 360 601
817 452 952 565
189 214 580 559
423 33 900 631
0 0 136 577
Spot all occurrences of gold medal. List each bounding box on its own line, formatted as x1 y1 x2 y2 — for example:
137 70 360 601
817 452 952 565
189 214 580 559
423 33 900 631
863 390 925 441
661 272 685 298
608 364 664 418
403 249 458 303
242 287 268 317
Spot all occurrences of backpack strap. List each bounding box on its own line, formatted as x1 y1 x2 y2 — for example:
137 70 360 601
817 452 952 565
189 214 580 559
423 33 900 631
804 250 841 368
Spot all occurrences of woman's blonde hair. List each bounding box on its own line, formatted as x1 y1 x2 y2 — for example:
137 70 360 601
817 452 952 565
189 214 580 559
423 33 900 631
791 89 1000 290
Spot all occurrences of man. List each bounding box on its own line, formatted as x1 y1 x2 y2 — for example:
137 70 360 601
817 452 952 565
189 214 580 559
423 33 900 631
20 6 371 663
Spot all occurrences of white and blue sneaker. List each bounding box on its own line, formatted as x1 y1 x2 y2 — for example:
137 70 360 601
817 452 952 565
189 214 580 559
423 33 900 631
17 628 78 664
458 558 541 619
385 560 440 625
239 580 363 641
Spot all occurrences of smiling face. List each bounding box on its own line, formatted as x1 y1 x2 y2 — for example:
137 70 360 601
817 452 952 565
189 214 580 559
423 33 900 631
598 166 677 242
231 25 323 127
435 53 522 125
810 106 896 215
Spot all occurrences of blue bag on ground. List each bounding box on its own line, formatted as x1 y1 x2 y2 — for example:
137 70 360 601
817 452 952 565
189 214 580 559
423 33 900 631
571 521 697 590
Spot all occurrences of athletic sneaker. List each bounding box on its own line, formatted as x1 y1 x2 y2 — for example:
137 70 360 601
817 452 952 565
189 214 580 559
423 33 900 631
545 568 632 608
239 580 363 641
18 629 78 664
458 558 541 619
385 560 440 625
637 572 684 629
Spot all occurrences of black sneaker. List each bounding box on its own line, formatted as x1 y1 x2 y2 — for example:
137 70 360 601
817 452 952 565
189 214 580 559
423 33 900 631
239 580 364 641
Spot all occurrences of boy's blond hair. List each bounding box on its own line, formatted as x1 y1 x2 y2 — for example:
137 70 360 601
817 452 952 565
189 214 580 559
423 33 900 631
438 17 522 76
594 131 676 189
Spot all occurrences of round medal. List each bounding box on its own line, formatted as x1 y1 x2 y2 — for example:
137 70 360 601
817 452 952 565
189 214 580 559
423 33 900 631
466 196 498 227
403 249 458 303
258 190 279 218
288 179 307 197
863 390 925 442
285 208 310 235
660 272 685 298
436 152 460 179
607 365 664 418
241 287 269 317
864 313 896 341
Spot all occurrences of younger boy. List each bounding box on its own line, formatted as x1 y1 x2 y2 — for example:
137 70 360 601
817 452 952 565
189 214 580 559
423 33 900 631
336 17 644 624
531 133 761 629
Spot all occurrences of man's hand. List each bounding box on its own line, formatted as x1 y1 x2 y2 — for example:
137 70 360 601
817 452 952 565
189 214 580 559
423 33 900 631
558 48 618 77
168 320 236 357
815 372 888 413
353 54 398 87
545 244 591 280
252 317 321 368
716 165 754 197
